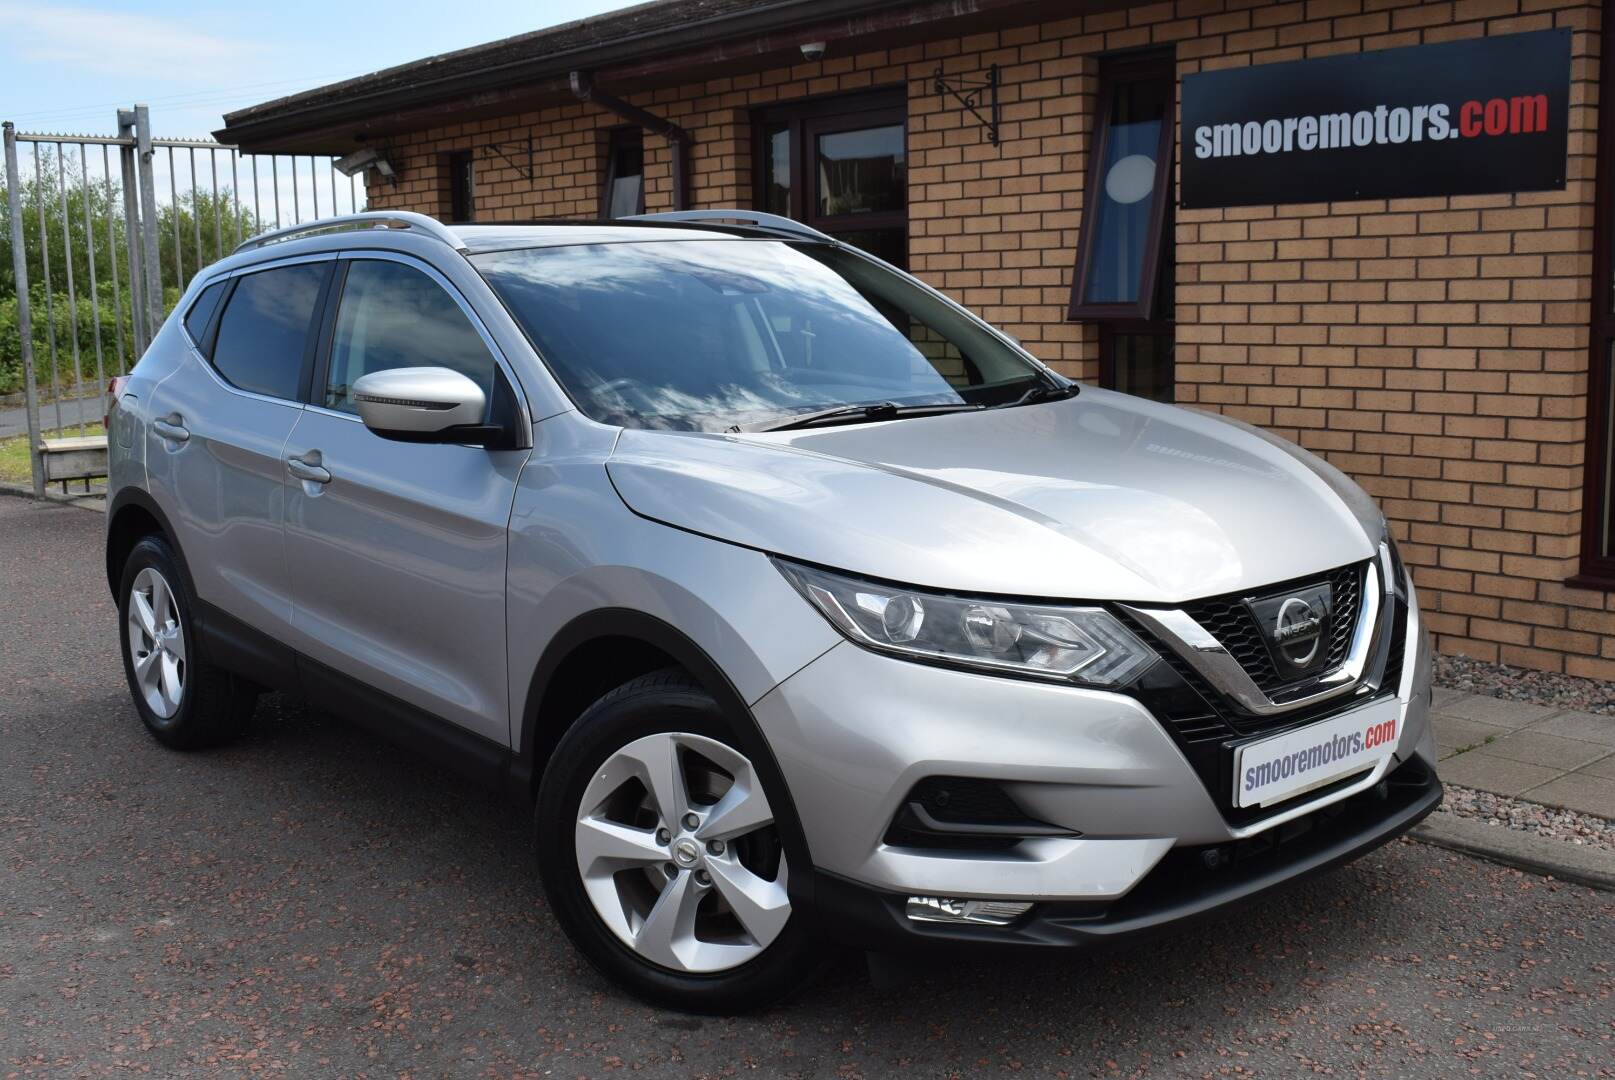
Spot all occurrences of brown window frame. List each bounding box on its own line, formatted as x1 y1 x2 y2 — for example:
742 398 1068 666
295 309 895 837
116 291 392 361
753 89 907 259
445 150 474 223
600 126 645 219
1574 12 1615 588
1067 53 1176 322
1099 323 1175 402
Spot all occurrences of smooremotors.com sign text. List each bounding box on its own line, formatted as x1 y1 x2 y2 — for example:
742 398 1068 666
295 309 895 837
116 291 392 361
1181 29 1571 209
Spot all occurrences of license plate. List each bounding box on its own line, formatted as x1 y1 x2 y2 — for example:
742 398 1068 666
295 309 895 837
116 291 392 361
1232 698 1401 808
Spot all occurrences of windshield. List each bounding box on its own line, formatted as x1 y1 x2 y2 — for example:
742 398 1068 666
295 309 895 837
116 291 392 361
473 238 1053 431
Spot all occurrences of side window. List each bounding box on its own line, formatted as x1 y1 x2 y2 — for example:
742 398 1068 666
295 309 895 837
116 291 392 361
324 260 496 415
183 280 228 347
210 263 327 400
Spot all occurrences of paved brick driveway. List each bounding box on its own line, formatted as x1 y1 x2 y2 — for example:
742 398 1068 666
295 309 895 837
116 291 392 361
2 496 1611 1077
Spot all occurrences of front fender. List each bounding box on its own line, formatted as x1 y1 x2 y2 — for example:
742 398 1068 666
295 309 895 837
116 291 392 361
503 432 839 877
503 422 840 753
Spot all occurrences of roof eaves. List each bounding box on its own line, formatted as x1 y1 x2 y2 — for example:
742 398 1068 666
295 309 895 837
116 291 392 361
216 0 888 147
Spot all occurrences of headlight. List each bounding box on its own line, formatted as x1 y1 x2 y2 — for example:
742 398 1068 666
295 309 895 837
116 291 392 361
776 560 1157 686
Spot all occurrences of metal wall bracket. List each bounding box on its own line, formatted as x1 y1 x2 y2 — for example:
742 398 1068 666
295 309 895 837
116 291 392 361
485 138 534 180
933 63 999 146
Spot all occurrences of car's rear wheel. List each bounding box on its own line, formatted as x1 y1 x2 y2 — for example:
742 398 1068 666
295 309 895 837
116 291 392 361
118 535 257 749
536 669 823 1012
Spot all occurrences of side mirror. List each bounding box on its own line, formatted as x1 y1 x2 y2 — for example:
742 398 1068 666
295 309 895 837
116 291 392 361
351 367 498 445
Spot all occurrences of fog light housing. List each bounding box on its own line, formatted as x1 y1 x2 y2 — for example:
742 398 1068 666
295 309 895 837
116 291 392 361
904 896 1033 926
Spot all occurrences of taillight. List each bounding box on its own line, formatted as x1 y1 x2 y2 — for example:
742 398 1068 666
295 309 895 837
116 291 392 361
105 376 129 430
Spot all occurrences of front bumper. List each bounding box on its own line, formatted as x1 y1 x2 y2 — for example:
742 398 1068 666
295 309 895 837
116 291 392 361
752 594 1438 932
805 753 1441 952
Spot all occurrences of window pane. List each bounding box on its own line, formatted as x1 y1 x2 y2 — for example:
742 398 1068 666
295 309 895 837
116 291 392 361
762 124 791 216
831 227 905 270
183 280 227 345
1603 342 1615 557
608 174 643 219
1111 334 1174 403
325 260 494 414
448 152 474 223
211 263 324 400
816 124 904 217
474 239 1045 432
1082 79 1168 305
605 130 643 219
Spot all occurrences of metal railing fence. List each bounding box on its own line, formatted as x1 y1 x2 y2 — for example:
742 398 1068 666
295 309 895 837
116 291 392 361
2 104 366 494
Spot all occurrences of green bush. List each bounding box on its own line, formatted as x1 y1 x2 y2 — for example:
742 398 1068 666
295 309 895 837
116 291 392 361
0 283 176 396
4 166 252 396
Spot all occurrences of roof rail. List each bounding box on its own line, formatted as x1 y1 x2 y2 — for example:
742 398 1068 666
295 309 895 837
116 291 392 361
623 209 834 243
233 211 467 255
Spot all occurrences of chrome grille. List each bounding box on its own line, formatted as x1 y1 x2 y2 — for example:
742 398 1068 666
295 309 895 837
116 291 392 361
1181 563 1364 693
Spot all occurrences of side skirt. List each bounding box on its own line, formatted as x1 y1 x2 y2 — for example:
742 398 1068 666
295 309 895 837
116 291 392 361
193 600 299 694
194 599 519 797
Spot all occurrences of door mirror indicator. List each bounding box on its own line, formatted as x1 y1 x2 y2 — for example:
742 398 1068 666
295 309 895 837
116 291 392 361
350 367 507 447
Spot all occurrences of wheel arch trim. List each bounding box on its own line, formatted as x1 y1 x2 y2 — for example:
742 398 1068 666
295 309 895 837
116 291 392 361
518 607 818 887
106 487 190 599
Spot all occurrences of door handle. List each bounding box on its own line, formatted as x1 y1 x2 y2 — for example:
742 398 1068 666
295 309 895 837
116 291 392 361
153 415 190 443
286 451 332 485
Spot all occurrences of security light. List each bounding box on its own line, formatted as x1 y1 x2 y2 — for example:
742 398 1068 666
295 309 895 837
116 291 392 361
335 146 396 180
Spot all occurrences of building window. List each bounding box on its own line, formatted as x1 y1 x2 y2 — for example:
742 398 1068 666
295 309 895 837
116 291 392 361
1579 12 1615 583
1101 324 1175 404
602 127 644 218
1070 52 1176 402
755 91 906 268
447 151 474 223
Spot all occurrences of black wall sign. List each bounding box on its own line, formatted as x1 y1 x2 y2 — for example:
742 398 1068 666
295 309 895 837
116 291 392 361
1181 29 1571 209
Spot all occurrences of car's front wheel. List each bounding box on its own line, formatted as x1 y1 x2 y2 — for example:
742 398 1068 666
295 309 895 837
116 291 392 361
118 535 257 749
536 669 824 1012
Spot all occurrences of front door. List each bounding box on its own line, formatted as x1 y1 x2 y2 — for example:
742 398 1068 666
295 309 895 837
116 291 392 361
757 91 907 267
281 253 528 744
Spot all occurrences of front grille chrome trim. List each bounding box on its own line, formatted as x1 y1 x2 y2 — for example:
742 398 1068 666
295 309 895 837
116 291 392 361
1122 554 1391 717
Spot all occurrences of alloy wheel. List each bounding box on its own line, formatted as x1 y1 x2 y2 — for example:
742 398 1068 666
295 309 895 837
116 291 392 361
127 566 186 719
574 731 790 973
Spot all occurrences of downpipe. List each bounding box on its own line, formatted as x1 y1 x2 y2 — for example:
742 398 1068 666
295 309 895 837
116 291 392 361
569 70 691 211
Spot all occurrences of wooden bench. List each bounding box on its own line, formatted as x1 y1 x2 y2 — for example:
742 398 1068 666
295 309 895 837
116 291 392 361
39 434 109 491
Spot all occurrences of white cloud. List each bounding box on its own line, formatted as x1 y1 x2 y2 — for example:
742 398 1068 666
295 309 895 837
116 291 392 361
0 2 271 82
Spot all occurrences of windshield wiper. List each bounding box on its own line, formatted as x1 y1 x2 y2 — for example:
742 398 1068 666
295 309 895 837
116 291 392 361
738 400 984 433
995 380 1081 409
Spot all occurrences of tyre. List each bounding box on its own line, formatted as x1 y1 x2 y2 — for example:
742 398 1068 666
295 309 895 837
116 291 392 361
118 534 257 749
536 669 824 1013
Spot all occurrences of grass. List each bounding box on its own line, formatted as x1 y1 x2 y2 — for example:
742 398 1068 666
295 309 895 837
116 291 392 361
0 424 98 486
1448 733 1500 758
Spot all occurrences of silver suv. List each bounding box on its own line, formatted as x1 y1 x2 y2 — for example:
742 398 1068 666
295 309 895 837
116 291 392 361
105 210 1440 1012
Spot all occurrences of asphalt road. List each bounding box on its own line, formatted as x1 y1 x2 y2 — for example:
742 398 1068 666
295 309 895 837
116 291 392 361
2 494 1612 1078
0 392 101 439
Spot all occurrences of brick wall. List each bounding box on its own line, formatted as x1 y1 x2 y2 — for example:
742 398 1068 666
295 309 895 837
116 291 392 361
366 0 1610 677
1166 0 1605 677
365 30 1101 371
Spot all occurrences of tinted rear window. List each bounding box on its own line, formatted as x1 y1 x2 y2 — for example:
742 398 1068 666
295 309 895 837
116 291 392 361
183 280 227 346
210 263 326 400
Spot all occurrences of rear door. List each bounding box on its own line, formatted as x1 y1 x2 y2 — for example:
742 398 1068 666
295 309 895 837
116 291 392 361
144 257 332 645
280 252 528 745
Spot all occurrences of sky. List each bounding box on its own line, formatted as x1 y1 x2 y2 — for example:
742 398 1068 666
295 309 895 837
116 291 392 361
0 0 639 139
0 1 639 228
